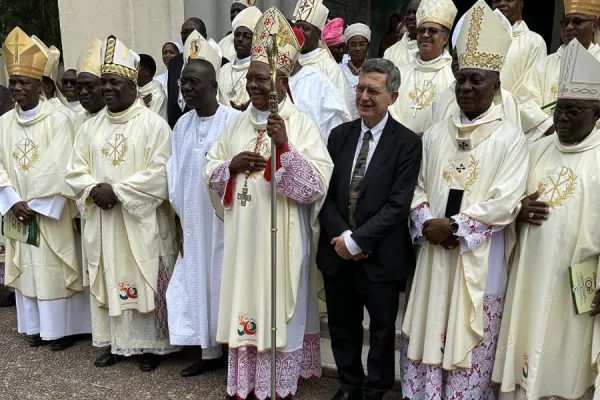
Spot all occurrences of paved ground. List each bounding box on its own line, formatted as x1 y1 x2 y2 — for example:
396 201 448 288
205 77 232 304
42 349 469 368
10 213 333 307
0 289 403 400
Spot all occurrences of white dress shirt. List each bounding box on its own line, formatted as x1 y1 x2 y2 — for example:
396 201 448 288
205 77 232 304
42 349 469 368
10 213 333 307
343 113 389 255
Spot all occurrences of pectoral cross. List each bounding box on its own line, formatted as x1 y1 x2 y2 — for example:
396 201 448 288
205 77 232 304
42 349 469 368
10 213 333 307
456 164 466 173
237 187 251 206
411 104 422 118
8 32 26 63
458 141 469 150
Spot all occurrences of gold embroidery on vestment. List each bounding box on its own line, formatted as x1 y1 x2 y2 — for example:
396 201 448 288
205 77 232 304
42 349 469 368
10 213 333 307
12 139 40 171
101 133 128 167
537 166 577 209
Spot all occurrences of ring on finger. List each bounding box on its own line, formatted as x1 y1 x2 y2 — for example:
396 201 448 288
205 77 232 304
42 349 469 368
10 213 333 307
250 161 255 168
529 212 534 219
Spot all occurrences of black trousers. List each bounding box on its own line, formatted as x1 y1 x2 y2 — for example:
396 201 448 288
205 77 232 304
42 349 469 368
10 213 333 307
323 262 401 399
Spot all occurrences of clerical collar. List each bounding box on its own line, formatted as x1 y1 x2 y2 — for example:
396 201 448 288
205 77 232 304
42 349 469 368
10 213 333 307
298 48 321 60
417 50 448 66
460 104 494 125
234 56 252 66
69 100 80 109
19 103 41 121
255 102 284 124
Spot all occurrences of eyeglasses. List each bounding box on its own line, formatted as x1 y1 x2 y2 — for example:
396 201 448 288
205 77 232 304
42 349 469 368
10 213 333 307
177 78 203 87
417 27 444 36
355 85 385 98
554 106 594 118
560 16 598 28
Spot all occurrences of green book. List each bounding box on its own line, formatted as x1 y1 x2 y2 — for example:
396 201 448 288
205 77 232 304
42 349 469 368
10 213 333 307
2 211 39 247
569 261 597 314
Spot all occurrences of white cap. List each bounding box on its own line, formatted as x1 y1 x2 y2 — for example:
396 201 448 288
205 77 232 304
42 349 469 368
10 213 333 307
292 0 329 31
101 35 140 82
232 6 263 32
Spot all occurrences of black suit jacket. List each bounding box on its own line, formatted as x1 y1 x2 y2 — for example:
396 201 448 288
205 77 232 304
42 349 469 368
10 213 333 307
317 116 422 282
167 53 186 128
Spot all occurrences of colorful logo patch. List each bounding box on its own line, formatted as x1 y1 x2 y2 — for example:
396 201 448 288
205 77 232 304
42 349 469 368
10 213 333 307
118 281 138 301
237 313 257 337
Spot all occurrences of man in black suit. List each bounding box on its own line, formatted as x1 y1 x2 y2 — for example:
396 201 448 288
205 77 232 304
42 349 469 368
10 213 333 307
318 58 422 400
167 17 207 128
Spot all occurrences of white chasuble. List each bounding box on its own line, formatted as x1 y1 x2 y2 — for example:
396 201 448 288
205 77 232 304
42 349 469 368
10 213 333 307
501 21 547 94
298 48 350 110
49 96 80 132
493 128 600 400
289 66 351 142
140 80 168 121
218 33 236 63
403 104 529 371
383 33 418 68
205 97 333 352
516 44 600 141
218 58 250 108
0 99 83 301
431 82 521 127
166 106 240 347
390 52 455 135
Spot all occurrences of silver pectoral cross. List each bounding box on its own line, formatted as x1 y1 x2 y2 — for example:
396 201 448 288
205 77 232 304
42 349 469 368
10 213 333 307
411 104 422 117
237 186 251 206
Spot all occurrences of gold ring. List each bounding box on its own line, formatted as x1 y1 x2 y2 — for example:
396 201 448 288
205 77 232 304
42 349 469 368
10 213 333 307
529 213 534 219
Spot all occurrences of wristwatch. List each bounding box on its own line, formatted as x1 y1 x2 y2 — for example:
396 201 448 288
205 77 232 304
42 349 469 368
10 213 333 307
449 217 459 235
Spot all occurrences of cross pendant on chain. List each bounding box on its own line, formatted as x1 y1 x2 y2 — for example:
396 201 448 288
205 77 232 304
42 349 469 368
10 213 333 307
237 186 251 206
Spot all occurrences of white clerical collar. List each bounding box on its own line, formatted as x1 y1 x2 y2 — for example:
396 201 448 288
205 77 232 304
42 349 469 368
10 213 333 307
298 47 321 60
19 103 41 121
460 104 494 125
417 50 448 66
234 56 252 66
255 101 284 124
361 113 388 142
69 100 80 109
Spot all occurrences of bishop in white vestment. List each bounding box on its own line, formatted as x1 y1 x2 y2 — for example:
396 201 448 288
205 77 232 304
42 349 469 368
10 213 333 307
389 0 457 135
493 38 600 400
65 36 178 371
205 8 333 399
383 0 420 67
218 0 257 62
514 1 600 142
75 38 105 125
400 3 528 398
166 34 241 377
0 28 91 349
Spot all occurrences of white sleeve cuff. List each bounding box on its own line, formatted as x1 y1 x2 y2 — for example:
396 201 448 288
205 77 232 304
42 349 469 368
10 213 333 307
28 196 66 220
0 187 22 215
342 230 362 256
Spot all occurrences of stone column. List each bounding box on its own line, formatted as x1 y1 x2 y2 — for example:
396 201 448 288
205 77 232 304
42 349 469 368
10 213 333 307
58 0 184 74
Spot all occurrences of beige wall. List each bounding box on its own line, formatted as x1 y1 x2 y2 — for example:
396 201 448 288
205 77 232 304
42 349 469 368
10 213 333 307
58 0 184 75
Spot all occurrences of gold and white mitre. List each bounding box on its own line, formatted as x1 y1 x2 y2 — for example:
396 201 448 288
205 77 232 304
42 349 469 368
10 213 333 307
2 27 48 80
77 38 103 78
101 35 140 82
416 0 458 29
564 0 600 15
30 36 60 84
233 6 263 32
233 0 256 6
456 0 512 72
183 30 223 79
292 0 329 31
253 7 303 77
557 39 600 100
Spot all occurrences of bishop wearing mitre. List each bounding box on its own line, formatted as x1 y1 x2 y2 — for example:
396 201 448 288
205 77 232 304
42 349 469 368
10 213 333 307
400 2 529 397
75 38 106 125
0 27 91 350
204 7 333 399
514 0 600 142
65 35 178 372
389 0 457 135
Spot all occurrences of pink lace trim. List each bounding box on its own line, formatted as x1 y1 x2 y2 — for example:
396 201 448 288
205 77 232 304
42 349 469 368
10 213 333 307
453 214 502 253
410 203 433 242
274 147 324 205
209 160 232 201
154 256 174 341
227 333 322 400
400 294 505 400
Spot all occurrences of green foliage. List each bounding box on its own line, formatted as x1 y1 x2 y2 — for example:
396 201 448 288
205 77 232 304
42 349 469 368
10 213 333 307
0 0 62 55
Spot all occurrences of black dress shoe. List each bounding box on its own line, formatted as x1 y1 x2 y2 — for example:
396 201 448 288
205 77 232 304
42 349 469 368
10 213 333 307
0 292 15 308
180 357 225 377
332 390 363 400
94 348 118 368
50 336 75 351
139 354 161 372
28 334 50 347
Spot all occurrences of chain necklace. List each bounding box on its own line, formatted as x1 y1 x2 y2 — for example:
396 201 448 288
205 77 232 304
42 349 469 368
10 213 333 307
237 130 266 206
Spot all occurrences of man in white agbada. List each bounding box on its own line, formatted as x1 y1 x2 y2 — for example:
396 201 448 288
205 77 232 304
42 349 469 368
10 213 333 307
75 38 105 125
218 6 262 111
204 7 333 399
138 54 167 121
383 0 420 67
290 29 351 142
218 0 257 62
492 38 600 400
0 27 91 351
166 31 239 377
293 0 349 108
65 35 178 372
514 0 600 142
389 0 457 135
431 9 521 127
400 2 529 398
491 0 547 93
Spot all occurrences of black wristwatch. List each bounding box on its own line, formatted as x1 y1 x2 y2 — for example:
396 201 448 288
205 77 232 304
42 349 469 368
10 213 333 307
449 217 459 235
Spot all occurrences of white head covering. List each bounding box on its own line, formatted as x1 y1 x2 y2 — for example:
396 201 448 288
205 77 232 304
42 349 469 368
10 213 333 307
416 0 458 29
183 30 223 80
558 38 600 101
344 23 372 44
232 6 263 32
101 35 140 82
292 0 330 31
164 41 183 53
